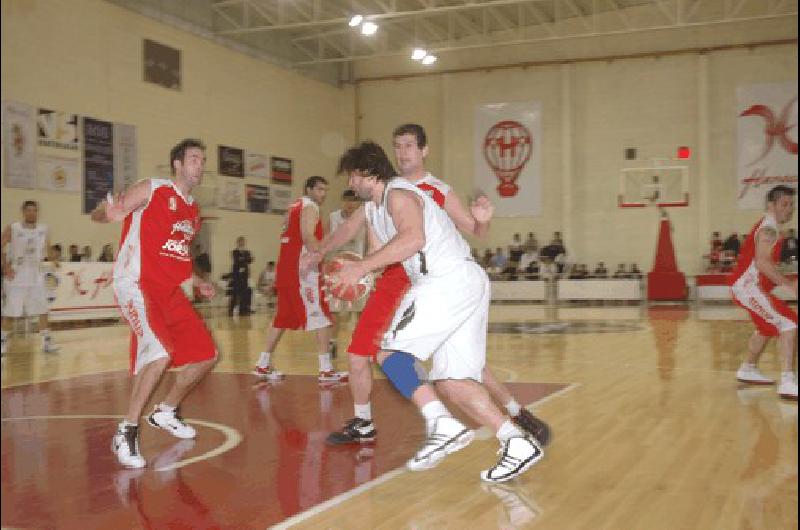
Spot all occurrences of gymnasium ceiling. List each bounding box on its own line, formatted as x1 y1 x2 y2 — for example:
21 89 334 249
106 0 798 85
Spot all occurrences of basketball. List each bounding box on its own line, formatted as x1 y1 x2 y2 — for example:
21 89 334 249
322 251 371 303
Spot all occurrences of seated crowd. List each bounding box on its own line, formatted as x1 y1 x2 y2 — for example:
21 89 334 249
706 229 797 273
475 231 642 281
47 243 115 263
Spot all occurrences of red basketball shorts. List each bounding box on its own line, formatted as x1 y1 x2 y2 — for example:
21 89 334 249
114 280 217 375
347 263 411 359
273 268 331 331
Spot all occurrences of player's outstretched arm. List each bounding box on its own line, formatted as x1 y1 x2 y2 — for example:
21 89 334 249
91 180 151 223
755 226 796 290
443 191 493 238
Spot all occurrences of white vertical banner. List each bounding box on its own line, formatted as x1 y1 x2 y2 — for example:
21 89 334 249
2 101 37 188
736 82 798 209
474 101 542 216
113 123 138 192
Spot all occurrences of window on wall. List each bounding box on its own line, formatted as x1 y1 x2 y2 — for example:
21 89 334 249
143 39 181 90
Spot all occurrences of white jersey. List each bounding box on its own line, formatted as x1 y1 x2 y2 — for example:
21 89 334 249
5 221 48 287
329 209 366 257
365 177 472 283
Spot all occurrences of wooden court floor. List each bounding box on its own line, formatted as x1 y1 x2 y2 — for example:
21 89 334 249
1 303 797 529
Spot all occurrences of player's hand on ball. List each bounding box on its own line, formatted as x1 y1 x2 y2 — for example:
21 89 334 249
470 194 494 224
333 259 366 291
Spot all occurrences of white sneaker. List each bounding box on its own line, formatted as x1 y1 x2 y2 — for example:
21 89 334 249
778 372 798 400
406 416 474 471
253 365 285 381
147 406 196 439
112 424 146 469
736 363 774 385
481 436 543 483
318 370 349 383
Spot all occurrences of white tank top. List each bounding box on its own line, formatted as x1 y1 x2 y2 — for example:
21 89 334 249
365 177 472 283
6 221 48 286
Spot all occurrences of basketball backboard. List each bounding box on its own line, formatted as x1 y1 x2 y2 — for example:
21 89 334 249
618 160 689 208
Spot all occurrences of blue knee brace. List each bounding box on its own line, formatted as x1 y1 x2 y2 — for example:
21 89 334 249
381 351 423 399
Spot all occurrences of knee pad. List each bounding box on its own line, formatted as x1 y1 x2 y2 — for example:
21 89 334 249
381 350 424 399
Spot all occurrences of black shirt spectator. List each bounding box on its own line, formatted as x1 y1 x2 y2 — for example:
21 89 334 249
723 233 741 257
193 244 212 279
229 236 253 315
593 262 609 278
69 244 81 262
98 244 114 262
613 264 627 278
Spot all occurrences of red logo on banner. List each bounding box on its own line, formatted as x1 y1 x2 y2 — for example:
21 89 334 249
740 96 798 165
483 120 532 197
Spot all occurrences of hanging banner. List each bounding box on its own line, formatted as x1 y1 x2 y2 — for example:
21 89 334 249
218 177 245 211
474 101 542 216
246 152 268 179
270 156 293 186
269 186 292 213
82 117 114 214
113 123 138 192
246 184 270 213
37 108 79 151
2 101 37 189
737 82 798 209
37 155 80 192
218 145 244 178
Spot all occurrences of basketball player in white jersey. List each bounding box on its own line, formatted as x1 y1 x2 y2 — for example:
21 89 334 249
1 200 59 354
730 185 797 399
331 141 542 482
312 125 550 449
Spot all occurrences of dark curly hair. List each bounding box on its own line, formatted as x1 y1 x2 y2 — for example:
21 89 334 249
337 141 397 183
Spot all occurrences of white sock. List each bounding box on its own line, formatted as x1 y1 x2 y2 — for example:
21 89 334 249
120 420 138 428
319 353 333 372
257 351 272 368
782 371 795 379
505 398 522 417
355 403 372 421
496 419 524 442
158 403 176 413
420 400 450 423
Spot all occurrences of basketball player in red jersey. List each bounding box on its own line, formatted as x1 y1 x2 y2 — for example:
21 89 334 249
307 124 551 447
730 185 797 400
91 138 218 468
253 176 347 383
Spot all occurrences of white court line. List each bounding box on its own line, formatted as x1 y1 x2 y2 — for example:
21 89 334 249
1 368 128 389
271 382 580 529
0 415 241 472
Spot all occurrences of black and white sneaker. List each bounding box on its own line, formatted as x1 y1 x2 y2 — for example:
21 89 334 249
326 417 377 445
147 406 196 439
112 424 146 468
512 409 552 447
406 416 474 471
481 436 543 483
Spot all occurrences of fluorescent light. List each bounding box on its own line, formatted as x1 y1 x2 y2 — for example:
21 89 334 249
421 54 437 65
411 48 427 61
361 21 378 35
349 15 363 27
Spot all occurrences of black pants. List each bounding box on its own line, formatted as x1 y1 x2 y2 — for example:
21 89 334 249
229 281 252 315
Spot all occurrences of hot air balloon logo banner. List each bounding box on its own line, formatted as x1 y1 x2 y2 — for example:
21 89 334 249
736 82 798 210
474 101 542 216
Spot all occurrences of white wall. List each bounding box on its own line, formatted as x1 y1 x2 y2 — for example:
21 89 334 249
1 0 354 281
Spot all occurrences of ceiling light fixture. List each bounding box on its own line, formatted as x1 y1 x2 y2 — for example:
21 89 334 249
361 21 378 35
411 48 427 61
349 15 363 27
421 54 437 65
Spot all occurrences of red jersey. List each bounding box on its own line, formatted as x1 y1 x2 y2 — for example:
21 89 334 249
729 214 783 292
114 179 201 290
276 197 323 289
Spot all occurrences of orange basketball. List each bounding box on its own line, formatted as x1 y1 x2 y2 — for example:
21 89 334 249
322 251 371 303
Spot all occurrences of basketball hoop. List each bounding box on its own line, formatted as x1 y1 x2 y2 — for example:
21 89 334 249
483 120 533 197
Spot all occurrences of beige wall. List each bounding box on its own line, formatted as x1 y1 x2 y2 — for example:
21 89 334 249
356 44 797 275
1 0 354 280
